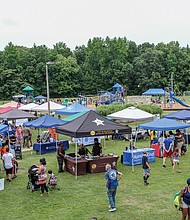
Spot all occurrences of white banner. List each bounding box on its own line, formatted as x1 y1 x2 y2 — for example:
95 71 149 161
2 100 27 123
0 178 5 190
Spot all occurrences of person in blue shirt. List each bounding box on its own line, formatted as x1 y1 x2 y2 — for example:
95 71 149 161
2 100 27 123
162 134 173 168
105 164 123 212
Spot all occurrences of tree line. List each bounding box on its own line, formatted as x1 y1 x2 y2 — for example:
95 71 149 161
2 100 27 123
0 37 190 100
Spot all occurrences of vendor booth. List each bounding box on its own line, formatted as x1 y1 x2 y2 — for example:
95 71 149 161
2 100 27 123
24 114 67 154
56 110 132 178
123 148 155 166
138 118 190 158
33 140 69 154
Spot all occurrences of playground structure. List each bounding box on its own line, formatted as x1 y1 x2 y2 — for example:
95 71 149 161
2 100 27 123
96 83 125 105
22 86 34 104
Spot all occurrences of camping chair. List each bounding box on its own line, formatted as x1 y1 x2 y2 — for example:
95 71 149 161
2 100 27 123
62 98 68 106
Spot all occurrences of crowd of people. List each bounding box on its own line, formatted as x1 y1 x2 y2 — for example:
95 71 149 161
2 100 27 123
150 129 186 174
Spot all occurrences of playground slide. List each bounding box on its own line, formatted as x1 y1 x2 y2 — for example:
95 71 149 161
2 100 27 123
170 95 190 107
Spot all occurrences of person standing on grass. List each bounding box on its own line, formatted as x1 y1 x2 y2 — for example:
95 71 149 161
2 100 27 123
162 134 173 168
36 158 48 196
2 147 13 182
57 142 65 173
142 151 151 185
178 178 190 220
105 163 123 212
172 148 181 174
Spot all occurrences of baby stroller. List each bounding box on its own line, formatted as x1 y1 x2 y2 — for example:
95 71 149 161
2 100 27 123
47 170 60 190
26 165 40 192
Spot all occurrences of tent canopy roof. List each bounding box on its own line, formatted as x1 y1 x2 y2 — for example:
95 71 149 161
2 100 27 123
0 124 8 134
0 101 23 109
55 102 92 115
0 106 13 114
142 88 165 95
56 110 132 138
0 108 37 120
138 118 190 131
18 103 38 111
31 101 64 112
108 107 155 121
24 114 65 128
34 95 47 99
164 110 190 120
23 86 34 91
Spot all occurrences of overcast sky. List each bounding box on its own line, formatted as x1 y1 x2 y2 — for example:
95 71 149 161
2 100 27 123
1 0 190 50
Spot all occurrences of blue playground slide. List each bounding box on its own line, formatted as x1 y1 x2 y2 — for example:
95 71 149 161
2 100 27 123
170 91 190 107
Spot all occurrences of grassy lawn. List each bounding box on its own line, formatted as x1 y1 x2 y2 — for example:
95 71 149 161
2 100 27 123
0 136 187 220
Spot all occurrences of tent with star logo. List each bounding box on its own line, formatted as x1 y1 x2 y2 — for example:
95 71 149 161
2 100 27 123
56 110 131 138
56 110 131 179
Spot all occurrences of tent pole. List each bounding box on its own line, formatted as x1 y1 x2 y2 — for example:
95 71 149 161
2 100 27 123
104 136 106 154
40 128 41 155
75 142 78 180
162 130 165 165
131 134 134 173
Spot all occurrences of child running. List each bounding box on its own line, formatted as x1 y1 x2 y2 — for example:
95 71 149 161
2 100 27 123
172 148 181 174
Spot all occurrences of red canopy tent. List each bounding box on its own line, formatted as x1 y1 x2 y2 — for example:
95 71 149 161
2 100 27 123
0 106 13 114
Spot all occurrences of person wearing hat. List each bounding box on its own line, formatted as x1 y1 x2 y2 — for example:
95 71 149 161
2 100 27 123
142 151 151 186
178 178 190 219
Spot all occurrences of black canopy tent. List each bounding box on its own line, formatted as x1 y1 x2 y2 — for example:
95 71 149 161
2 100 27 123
56 110 131 137
0 108 37 120
56 110 132 179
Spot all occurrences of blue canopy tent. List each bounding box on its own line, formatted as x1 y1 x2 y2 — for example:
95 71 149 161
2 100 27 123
138 118 190 131
24 114 65 128
133 118 190 173
0 124 8 138
55 102 92 115
142 88 165 96
164 110 190 121
24 115 65 154
34 95 47 99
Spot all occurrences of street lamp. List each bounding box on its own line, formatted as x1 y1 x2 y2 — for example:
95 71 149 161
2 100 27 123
46 61 55 115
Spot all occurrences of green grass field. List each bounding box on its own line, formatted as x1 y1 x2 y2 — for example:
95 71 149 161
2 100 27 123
0 136 188 220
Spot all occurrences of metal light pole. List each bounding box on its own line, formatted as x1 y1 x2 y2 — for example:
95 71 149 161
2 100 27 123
46 61 54 115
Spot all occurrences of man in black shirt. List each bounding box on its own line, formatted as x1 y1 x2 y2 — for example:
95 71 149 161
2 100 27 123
9 132 17 157
142 151 151 186
57 142 65 173
78 144 91 157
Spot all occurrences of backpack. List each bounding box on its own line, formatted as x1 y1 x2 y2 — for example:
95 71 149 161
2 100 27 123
174 191 181 210
174 187 187 211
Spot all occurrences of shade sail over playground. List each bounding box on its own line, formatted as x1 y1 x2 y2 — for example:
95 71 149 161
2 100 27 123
108 107 155 121
142 88 165 95
55 102 92 115
0 109 37 120
31 101 64 112
56 110 132 138
138 118 190 131
18 103 38 111
164 110 190 120
24 114 65 128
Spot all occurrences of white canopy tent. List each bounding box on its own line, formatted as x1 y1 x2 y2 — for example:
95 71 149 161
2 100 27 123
31 101 65 112
107 106 155 121
18 103 38 111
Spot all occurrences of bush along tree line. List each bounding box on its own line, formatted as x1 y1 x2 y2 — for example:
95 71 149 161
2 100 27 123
97 103 163 117
0 38 190 100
